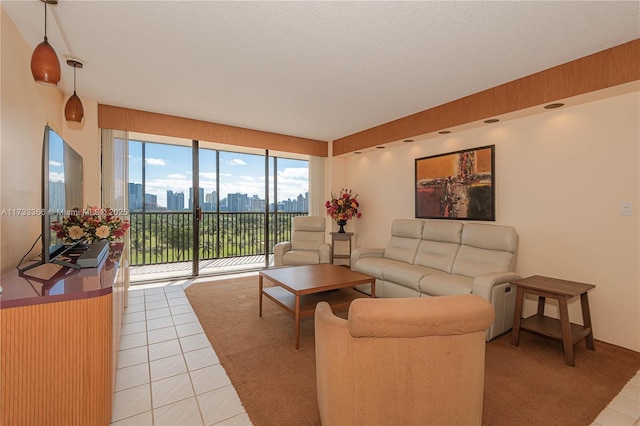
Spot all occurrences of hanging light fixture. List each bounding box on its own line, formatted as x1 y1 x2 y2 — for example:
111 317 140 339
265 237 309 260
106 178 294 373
64 59 84 123
31 0 60 86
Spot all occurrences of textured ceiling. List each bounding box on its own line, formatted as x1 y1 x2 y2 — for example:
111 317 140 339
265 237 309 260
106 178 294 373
3 1 639 141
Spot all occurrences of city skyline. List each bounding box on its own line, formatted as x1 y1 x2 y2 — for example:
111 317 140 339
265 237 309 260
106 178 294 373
128 140 309 210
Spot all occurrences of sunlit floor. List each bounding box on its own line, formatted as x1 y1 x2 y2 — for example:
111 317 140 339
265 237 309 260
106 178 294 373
111 271 640 426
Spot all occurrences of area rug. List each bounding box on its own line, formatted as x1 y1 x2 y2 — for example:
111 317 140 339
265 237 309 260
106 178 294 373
185 276 640 426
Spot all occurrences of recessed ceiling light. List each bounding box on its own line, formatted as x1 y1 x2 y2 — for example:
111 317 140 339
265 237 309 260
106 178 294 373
403 139 414 143
544 103 565 109
438 130 451 134
376 146 385 149
354 151 362 155
484 118 499 124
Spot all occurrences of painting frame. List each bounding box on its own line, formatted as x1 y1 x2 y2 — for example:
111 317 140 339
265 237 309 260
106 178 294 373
415 145 495 221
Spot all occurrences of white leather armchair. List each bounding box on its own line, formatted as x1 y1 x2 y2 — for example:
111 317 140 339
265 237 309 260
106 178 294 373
273 216 331 267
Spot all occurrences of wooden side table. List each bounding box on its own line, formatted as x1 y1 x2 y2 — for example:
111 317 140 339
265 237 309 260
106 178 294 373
511 275 596 367
330 232 353 267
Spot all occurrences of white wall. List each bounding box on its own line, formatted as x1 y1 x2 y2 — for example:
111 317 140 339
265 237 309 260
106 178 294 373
1 8 101 273
333 91 640 351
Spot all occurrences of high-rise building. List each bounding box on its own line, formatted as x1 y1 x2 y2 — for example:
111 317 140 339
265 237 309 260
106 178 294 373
128 183 143 211
167 190 185 211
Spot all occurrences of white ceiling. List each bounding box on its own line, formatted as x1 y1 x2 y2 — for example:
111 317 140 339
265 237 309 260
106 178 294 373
4 1 639 142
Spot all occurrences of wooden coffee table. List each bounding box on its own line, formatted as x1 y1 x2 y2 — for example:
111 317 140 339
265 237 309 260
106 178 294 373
259 264 375 349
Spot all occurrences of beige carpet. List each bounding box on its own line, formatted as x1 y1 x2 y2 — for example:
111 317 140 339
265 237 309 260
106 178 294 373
185 276 640 426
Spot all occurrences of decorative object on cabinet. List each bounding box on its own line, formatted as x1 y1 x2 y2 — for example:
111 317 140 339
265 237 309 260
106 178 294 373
325 188 361 233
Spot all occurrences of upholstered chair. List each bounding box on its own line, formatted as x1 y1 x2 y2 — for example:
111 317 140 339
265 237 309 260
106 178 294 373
315 294 495 426
273 216 331 267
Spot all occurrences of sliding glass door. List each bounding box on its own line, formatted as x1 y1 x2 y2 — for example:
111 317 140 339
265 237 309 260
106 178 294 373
128 137 309 281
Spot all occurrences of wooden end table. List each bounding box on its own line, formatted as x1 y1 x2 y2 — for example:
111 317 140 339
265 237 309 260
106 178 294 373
511 275 596 367
259 264 375 349
330 232 353 266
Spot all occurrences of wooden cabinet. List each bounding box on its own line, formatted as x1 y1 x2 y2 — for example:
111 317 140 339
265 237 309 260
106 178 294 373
0 243 126 425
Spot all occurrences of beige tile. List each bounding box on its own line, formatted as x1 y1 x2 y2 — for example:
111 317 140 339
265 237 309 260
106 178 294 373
593 407 636 426
151 373 195 408
184 346 219 371
150 353 187 382
190 364 231 395
197 386 245 426
168 297 190 307
111 384 152 422
170 304 195 315
629 371 640 388
149 339 183 361
147 316 175 331
164 284 185 293
125 302 146 314
148 326 178 345
620 382 640 402
153 396 204 425
214 412 252 425
110 410 153 426
146 300 170 310
180 333 211 352
609 394 640 420
144 287 165 296
115 362 150 392
144 293 167 303
122 320 147 336
173 312 199 326
176 321 205 338
146 307 172 320
122 311 146 324
118 346 149 368
119 331 148 350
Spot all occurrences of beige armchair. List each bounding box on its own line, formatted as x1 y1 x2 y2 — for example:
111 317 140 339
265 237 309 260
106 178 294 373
273 216 331 267
315 294 495 426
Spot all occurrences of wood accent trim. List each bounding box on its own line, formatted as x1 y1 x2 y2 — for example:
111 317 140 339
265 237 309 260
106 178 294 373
333 39 640 156
98 105 328 157
1 295 113 425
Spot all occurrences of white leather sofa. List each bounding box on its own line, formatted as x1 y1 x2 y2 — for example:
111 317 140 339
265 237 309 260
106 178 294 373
351 219 521 341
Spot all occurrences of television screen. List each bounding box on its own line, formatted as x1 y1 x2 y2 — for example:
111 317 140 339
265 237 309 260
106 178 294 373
43 126 83 263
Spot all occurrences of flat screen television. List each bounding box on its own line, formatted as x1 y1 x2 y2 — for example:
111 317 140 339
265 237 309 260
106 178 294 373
19 125 84 273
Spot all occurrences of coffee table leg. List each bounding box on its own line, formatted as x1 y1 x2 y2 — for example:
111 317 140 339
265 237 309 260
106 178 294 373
370 279 376 298
259 275 263 317
295 294 300 350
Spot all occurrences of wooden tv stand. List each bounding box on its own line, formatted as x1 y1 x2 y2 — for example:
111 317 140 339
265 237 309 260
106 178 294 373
0 243 128 425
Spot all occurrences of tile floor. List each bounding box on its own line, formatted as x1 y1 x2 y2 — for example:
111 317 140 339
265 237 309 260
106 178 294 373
110 272 639 426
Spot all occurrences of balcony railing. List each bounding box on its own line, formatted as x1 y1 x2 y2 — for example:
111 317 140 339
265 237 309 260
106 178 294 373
128 211 305 267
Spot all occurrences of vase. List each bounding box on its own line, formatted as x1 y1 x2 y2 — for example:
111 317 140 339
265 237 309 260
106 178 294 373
337 220 347 233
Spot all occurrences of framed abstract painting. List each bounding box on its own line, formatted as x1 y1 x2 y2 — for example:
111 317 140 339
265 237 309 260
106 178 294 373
415 145 495 220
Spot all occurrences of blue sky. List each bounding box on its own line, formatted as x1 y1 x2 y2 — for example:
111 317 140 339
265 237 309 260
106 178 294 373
128 141 308 209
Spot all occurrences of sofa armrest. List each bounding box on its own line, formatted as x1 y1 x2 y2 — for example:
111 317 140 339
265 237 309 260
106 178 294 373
319 243 332 264
472 272 522 301
351 247 385 265
273 241 292 267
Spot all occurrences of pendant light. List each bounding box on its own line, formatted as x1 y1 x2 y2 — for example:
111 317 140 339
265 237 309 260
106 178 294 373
65 59 84 123
31 0 60 86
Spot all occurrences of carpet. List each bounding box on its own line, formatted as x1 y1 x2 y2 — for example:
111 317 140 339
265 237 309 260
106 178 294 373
185 276 640 426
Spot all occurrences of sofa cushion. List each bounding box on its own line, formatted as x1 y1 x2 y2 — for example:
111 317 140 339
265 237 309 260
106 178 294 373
419 273 473 296
282 250 320 265
381 263 434 291
460 223 518 253
382 219 424 264
452 223 518 278
353 257 398 279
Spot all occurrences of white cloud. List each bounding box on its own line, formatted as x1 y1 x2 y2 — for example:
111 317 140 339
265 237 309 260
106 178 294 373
146 157 166 166
228 159 247 166
49 171 65 182
168 173 186 179
49 160 62 167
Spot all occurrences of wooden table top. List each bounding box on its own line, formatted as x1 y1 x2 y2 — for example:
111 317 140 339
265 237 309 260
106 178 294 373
512 275 596 297
260 264 374 295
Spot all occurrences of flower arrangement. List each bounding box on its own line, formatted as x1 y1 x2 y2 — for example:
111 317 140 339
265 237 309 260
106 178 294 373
50 206 131 244
325 188 362 223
